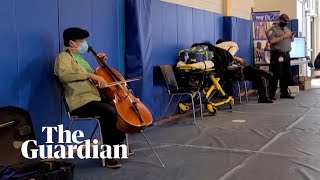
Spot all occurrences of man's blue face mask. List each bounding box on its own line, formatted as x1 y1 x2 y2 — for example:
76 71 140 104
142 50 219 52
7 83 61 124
78 40 89 54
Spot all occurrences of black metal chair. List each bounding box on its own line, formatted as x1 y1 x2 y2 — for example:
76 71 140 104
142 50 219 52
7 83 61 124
55 75 165 168
54 75 129 167
159 65 203 124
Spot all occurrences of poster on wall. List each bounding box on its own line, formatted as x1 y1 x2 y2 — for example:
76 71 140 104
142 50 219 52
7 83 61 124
251 11 280 64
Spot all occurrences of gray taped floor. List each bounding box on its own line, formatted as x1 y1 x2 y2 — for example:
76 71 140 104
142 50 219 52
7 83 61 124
72 88 320 180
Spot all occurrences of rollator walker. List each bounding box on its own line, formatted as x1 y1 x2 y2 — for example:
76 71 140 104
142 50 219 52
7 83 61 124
175 62 234 116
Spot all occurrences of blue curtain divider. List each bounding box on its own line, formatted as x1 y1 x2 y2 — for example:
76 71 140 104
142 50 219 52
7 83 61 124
125 0 154 122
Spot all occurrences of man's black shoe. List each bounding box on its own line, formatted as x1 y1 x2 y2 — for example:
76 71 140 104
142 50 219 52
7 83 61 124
105 159 122 169
280 94 295 99
258 97 273 103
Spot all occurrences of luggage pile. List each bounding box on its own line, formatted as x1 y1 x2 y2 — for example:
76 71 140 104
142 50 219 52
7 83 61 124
0 106 75 180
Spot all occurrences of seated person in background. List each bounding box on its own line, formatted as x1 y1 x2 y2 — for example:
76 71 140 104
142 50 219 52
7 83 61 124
54 27 129 169
214 39 273 103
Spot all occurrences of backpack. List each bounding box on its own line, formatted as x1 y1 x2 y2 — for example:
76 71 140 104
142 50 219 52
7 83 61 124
177 44 213 64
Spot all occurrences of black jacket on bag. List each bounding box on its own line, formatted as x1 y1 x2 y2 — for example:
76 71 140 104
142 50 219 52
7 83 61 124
199 42 236 78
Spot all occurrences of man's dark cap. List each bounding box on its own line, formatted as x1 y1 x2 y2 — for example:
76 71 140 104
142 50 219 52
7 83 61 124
279 14 290 22
63 27 89 46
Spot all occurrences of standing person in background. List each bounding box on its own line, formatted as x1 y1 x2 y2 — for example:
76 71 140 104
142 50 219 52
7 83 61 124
266 14 295 100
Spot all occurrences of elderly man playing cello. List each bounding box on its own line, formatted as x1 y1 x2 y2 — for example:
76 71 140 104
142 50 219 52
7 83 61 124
54 27 130 169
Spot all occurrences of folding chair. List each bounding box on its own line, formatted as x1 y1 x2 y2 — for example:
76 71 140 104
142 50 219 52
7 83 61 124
235 81 249 103
159 65 203 124
54 75 129 167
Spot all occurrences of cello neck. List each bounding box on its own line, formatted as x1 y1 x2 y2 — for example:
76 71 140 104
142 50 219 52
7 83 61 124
88 46 105 66
87 46 121 81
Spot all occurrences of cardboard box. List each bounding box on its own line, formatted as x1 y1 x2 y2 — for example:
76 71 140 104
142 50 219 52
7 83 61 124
315 70 320 77
288 86 300 93
301 76 312 90
294 76 312 90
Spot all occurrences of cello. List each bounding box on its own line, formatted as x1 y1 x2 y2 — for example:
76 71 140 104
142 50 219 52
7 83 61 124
87 46 153 134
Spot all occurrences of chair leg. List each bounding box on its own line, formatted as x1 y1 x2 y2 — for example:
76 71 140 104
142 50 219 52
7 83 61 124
168 95 182 118
160 95 174 120
237 82 242 103
140 130 165 168
67 119 75 131
126 134 129 155
244 82 249 102
90 122 99 141
96 120 105 167
190 94 196 124
198 92 203 120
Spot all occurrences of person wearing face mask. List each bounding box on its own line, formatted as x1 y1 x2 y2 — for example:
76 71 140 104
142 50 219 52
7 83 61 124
266 14 295 100
54 27 131 169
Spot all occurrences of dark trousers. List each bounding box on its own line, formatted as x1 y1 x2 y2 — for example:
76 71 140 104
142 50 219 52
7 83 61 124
71 101 125 146
243 66 268 97
222 66 269 98
268 51 291 96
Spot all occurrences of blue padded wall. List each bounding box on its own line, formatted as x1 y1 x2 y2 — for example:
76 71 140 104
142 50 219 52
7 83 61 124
0 0 19 106
15 0 60 143
0 0 124 144
177 6 194 49
150 0 224 120
193 9 206 43
224 16 253 65
214 14 224 41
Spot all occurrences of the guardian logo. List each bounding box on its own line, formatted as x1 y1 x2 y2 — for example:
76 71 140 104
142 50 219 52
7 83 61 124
20 124 128 159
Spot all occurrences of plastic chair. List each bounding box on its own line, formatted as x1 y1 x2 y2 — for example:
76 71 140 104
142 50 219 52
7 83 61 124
54 75 130 167
159 65 203 124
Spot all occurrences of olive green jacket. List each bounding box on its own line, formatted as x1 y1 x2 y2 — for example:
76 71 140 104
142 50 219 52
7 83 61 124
54 48 101 112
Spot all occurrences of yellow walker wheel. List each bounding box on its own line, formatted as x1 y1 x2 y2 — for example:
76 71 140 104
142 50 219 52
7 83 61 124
229 98 235 109
206 104 217 116
179 103 189 113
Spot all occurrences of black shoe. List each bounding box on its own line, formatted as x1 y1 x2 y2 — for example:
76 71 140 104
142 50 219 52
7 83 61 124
105 159 122 169
258 97 273 103
280 94 295 99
